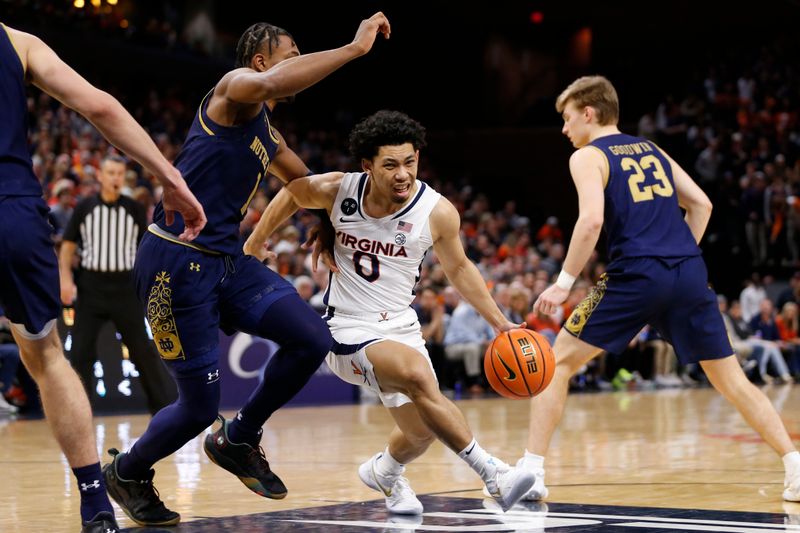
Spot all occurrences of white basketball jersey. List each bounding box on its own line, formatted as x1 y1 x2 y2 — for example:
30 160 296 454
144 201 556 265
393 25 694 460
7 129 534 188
325 172 441 315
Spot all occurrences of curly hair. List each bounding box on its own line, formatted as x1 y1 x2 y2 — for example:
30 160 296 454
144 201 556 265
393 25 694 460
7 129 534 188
348 110 427 161
235 23 293 69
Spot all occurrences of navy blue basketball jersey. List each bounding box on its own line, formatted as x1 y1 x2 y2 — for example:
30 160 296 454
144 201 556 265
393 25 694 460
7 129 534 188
152 89 280 255
588 133 700 265
0 23 40 197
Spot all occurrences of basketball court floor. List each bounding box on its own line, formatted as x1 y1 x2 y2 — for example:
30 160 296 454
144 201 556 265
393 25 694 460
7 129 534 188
2 385 800 532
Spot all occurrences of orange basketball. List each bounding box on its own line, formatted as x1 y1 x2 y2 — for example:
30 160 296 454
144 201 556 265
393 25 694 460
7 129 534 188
484 329 555 399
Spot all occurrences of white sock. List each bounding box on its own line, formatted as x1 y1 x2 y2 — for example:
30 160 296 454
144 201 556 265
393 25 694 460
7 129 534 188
458 439 497 483
783 451 800 475
523 449 545 471
375 447 404 478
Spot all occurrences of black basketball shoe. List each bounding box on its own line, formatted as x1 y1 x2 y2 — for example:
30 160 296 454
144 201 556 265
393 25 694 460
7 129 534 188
81 511 119 533
203 415 288 499
102 448 180 526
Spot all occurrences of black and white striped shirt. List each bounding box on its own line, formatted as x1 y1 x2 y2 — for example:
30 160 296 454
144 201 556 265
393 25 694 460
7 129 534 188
63 195 146 273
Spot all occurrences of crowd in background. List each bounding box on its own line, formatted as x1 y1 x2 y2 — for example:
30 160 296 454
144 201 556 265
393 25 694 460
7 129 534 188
640 43 800 269
3 37 800 414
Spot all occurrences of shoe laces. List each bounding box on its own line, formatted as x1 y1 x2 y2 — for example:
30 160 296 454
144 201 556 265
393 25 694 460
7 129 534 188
246 445 272 476
393 476 415 497
134 470 167 509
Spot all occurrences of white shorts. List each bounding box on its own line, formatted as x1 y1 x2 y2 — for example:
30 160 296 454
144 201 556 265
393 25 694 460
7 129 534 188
325 307 436 408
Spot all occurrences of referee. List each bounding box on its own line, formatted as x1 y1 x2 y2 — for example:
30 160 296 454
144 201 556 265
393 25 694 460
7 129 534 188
59 155 175 414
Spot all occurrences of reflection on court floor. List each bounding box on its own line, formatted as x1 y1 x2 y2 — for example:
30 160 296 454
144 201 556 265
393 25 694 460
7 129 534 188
122 495 800 532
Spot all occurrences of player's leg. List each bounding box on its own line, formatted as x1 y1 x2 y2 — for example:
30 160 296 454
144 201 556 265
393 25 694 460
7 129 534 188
13 327 117 524
666 256 800 501
207 258 332 499
0 196 118 531
701 356 794 454
526 331 603 456
700 355 800 500
366 339 534 510
104 235 224 526
523 264 657 501
359 403 434 514
109 288 176 414
216 257 331 446
224 292 331 443
387 403 436 463
515 330 602 501
105 360 219 526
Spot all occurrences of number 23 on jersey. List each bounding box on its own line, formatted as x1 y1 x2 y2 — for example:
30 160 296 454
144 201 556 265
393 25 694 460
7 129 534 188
622 155 674 203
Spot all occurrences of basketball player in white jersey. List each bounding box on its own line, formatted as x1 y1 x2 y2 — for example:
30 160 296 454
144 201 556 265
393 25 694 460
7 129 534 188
245 110 534 513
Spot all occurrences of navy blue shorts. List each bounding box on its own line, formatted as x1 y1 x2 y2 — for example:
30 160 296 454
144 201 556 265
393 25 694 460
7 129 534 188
563 256 732 364
0 196 61 335
133 231 296 374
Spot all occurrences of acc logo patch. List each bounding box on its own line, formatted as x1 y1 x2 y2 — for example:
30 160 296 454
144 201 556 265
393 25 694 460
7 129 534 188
395 233 407 245
341 198 358 216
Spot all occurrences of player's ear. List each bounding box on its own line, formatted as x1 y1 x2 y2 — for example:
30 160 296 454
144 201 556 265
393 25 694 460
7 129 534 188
252 52 268 72
583 106 593 123
361 158 373 175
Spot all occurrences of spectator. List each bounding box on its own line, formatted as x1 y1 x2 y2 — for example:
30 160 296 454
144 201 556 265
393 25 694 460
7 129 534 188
442 299 494 394
776 302 800 378
535 216 563 243
413 287 446 382
778 273 800 309
719 297 759 376
749 299 793 383
49 178 75 238
728 300 788 383
740 274 768 322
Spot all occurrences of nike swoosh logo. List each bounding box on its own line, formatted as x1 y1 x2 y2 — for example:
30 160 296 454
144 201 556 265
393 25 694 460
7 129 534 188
464 443 476 455
372 457 392 497
496 350 517 381
339 217 359 223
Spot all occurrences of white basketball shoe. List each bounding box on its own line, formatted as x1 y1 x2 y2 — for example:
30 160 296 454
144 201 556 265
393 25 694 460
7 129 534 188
483 458 548 502
358 453 424 515
484 463 536 512
784 470 800 502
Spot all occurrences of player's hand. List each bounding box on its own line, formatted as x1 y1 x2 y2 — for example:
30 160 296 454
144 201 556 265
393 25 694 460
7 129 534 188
533 285 569 315
303 224 339 273
161 176 207 242
493 320 526 336
60 281 76 307
244 240 276 265
350 12 391 56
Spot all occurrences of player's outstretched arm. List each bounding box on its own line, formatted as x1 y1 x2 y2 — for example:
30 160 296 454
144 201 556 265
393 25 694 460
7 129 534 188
243 188 299 261
659 148 713 244
13 26 207 241
243 173 343 261
431 198 520 334
534 147 604 315
222 12 390 104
